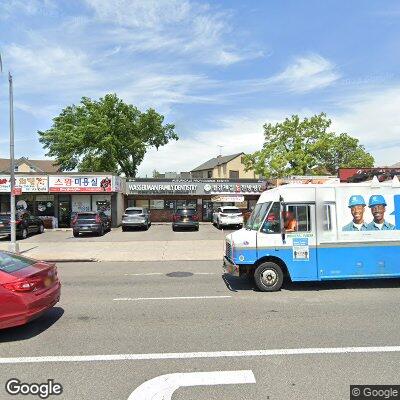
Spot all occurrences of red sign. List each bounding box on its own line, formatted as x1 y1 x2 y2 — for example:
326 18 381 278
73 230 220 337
12 187 22 195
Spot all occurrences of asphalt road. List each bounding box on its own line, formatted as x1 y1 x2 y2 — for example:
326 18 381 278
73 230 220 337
1 260 400 399
0 224 236 243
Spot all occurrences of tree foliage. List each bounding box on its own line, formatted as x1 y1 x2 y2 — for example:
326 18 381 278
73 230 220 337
243 113 374 178
39 94 178 177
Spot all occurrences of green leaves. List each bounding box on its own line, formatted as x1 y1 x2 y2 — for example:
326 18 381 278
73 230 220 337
38 94 178 177
244 113 374 178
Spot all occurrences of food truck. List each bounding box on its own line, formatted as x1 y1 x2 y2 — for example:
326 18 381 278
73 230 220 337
223 177 400 291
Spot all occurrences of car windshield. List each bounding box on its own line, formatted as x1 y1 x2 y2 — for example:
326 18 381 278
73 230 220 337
176 209 196 216
0 251 34 273
221 209 240 214
125 209 143 215
246 202 271 230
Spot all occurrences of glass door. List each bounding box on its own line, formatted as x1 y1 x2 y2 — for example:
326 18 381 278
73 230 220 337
59 200 71 228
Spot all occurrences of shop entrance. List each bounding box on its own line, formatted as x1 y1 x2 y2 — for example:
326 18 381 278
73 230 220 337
58 198 71 228
202 201 214 221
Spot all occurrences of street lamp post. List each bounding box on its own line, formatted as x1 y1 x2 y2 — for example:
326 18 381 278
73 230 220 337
8 72 19 253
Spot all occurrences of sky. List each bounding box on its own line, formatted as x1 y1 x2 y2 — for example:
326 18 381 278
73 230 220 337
0 0 399 177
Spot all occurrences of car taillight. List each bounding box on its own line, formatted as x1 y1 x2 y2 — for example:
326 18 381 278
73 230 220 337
72 216 78 225
193 214 199 221
3 278 42 292
95 215 101 223
173 214 179 222
15 219 22 225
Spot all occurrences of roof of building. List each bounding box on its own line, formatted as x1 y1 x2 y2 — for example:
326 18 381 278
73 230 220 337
0 157 60 173
191 153 244 172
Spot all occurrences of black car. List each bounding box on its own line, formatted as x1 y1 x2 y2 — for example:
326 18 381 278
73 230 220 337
71 212 111 237
172 207 199 231
0 212 45 240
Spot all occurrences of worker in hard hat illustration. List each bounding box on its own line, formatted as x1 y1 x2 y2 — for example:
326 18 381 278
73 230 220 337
366 195 395 230
342 195 369 231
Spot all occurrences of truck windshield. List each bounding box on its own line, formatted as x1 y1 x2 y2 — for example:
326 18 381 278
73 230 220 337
246 202 271 230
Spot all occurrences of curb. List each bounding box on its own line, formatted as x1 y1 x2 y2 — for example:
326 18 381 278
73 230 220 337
45 258 98 263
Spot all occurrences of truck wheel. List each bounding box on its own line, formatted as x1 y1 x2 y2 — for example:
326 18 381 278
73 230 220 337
254 262 284 292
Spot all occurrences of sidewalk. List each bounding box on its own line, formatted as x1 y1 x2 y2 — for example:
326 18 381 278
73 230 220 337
0 240 225 262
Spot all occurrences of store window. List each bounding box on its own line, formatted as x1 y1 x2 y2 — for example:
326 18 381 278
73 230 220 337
36 195 55 216
164 200 176 210
150 199 164 209
135 199 150 209
92 194 111 216
207 170 213 178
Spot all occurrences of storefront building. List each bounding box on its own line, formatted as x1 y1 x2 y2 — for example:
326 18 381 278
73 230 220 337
0 174 124 228
125 179 267 222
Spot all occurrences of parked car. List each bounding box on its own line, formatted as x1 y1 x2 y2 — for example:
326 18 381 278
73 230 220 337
122 207 151 231
0 212 45 240
71 212 111 237
0 251 61 329
213 206 244 229
172 207 199 231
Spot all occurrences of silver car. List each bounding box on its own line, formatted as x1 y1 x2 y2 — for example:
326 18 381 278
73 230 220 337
122 207 151 231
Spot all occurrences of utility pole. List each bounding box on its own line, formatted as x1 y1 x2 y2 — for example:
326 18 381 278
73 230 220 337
8 72 19 253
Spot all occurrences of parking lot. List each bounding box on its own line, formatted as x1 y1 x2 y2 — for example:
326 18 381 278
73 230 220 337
1 245 400 398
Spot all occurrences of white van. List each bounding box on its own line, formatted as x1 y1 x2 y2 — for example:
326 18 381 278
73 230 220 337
223 177 400 291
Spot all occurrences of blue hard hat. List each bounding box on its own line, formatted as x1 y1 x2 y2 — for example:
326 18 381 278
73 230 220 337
368 195 387 207
348 195 366 208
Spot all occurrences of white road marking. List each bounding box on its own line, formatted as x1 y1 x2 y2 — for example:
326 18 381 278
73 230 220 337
2 345 400 365
124 272 216 276
113 296 231 301
128 370 256 400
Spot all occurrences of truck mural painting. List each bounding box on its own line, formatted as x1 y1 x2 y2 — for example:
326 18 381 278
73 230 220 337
223 177 400 292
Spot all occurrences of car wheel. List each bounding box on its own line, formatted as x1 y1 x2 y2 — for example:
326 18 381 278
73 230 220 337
98 226 104 236
254 262 284 292
172 226 176 232
217 220 221 230
39 224 45 234
19 227 28 240
122 226 127 232
73 231 80 238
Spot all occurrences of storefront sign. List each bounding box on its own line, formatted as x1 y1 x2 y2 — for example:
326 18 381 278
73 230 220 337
127 180 265 195
0 176 48 192
204 183 264 195
12 187 22 196
128 183 198 194
49 176 113 192
211 195 245 203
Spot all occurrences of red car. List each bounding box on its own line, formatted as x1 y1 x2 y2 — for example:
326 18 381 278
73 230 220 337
0 251 61 330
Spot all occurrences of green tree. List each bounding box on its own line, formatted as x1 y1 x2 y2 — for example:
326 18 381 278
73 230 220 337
39 94 178 177
243 113 374 178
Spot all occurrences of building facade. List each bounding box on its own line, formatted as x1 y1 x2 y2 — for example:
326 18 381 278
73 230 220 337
0 173 124 228
125 178 267 222
191 153 259 180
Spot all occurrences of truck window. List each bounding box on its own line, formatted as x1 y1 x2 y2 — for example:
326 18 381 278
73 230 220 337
323 204 332 231
246 202 271 231
261 202 281 233
284 204 312 232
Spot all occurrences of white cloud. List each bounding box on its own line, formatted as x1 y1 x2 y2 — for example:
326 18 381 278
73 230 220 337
271 54 340 92
84 0 259 66
5 43 100 93
136 109 300 176
331 85 400 166
0 0 57 18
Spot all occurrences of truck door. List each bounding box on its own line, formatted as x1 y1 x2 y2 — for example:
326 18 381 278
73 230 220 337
256 201 319 281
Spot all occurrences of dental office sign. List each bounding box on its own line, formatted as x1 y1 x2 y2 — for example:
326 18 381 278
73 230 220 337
0 176 48 192
128 183 198 194
49 176 113 193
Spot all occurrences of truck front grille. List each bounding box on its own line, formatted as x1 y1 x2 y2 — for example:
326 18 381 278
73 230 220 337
225 241 232 260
